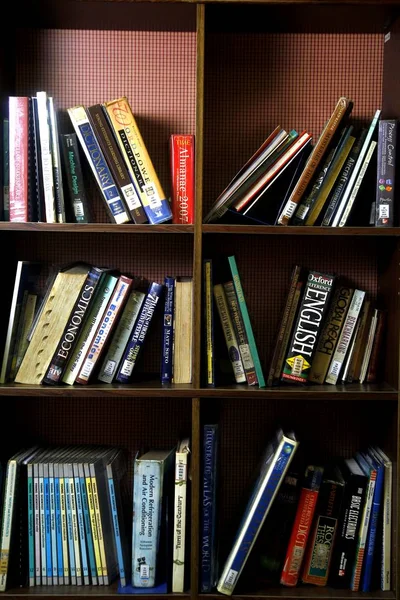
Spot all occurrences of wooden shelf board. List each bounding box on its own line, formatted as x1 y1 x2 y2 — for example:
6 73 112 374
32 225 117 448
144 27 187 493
0 383 397 399
3 585 189 598
202 225 400 236
199 590 395 599
0 223 194 234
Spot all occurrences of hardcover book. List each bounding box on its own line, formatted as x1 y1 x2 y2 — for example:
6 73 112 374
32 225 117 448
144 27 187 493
161 277 175 383
217 429 298 596
9 97 29 222
281 270 335 384
172 438 190 592
36 91 56 223
375 119 397 227
203 259 216 386
60 133 91 223
200 424 219 593
170 134 195 224
172 277 193 384
48 97 66 223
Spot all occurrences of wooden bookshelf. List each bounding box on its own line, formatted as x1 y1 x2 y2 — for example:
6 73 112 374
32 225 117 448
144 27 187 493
1 1 400 600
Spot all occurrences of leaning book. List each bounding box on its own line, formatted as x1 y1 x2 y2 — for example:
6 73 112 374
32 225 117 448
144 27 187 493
217 429 298 596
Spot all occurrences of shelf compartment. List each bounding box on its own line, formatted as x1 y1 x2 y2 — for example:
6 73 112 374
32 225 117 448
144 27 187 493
202 226 400 236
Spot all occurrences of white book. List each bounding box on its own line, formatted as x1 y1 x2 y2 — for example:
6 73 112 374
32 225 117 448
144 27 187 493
373 447 392 591
48 97 66 223
338 140 377 227
325 289 365 385
172 439 190 593
332 109 381 227
36 91 56 223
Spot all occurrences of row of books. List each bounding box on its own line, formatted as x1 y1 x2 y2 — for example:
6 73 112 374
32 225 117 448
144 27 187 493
0 261 193 386
0 440 190 592
204 96 397 228
3 92 195 225
204 257 386 387
200 426 392 596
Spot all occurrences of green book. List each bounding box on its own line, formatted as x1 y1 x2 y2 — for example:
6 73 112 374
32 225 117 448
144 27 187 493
228 255 265 387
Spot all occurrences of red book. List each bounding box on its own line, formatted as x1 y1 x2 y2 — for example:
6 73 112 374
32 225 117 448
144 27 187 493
9 96 29 222
280 465 324 587
170 134 195 224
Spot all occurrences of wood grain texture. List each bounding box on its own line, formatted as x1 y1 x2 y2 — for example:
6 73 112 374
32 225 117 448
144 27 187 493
0 223 194 233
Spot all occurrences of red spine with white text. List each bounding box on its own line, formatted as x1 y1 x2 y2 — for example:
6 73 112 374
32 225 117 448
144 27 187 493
281 466 324 587
9 97 29 222
170 134 195 224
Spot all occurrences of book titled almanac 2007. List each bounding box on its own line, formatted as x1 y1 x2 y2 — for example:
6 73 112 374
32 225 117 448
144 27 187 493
281 270 335 384
170 134 194 224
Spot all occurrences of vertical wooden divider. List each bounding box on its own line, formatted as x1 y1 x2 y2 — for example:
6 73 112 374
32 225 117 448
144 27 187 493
191 5 205 600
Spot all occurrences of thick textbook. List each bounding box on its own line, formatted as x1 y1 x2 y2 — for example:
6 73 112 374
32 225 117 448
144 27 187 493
217 429 298 596
132 449 174 587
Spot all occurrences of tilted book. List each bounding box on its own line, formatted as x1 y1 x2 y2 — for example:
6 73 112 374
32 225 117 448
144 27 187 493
281 270 335 384
104 96 172 224
372 447 392 591
67 105 131 224
217 429 298 596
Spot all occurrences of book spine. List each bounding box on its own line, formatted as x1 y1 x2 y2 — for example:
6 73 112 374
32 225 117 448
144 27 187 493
325 289 365 385
79 466 97 584
172 449 189 592
27 463 35 586
309 285 353 383
338 140 377 227
351 467 376 591
359 309 378 384
31 97 45 222
3 118 9 220
67 105 131 224
213 283 246 384
84 470 103 584
132 459 162 586
228 255 266 387
301 479 344 586
59 472 70 584
98 290 145 384
375 120 397 227
39 462 47 584
161 277 175 383
44 465 51 582
267 265 302 386
360 462 383 592
90 468 109 584
278 97 352 224
14 293 37 375
201 425 218 593
48 97 66 223
104 96 172 224
107 469 126 587
223 281 257 385
204 260 215 386
54 464 64 584
68 468 82 584
280 466 323 586
74 469 89 584
43 267 102 384
9 97 29 222
170 134 195 224
217 437 297 596
76 275 133 384
87 104 147 224
0 460 17 591
34 463 41 584
49 463 58 584
116 282 163 384
330 475 367 587
366 310 386 383
36 91 56 223
60 133 90 223
62 274 118 385
381 461 392 591
344 299 371 383
282 271 335 384
332 109 381 227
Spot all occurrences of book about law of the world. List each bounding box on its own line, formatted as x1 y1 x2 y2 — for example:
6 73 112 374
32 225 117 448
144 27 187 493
172 438 190 593
131 449 174 587
104 96 172 224
170 134 195 224
375 119 397 227
217 429 298 596
281 270 335 384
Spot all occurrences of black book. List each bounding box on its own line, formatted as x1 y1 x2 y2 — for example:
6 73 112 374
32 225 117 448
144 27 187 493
329 457 368 588
30 97 45 222
60 132 91 223
27 98 38 222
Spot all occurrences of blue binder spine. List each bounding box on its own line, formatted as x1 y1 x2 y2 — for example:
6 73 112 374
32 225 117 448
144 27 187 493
79 463 98 584
54 462 64 585
64 466 77 584
44 463 53 583
361 453 384 592
74 463 90 584
116 282 163 383
48 461 58 584
161 277 175 383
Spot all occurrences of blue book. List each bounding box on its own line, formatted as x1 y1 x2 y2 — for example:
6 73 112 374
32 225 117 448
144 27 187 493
361 449 384 592
106 450 129 588
217 429 298 596
48 461 58 584
67 106 131 224
54 462 64 585
64 471 77 584
200 424 219 592
73 461 90 585
161 277 175 383
44 465 53 583
79 462 97 584
116 282 163 383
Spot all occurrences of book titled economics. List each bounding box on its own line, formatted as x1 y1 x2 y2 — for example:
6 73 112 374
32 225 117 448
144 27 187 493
217 429 298 596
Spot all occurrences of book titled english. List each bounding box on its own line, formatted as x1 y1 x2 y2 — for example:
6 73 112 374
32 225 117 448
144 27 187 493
170 134 194 224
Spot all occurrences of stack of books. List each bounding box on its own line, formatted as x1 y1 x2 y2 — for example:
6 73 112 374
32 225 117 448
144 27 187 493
199 425 392 596
4 92 196 225
0 261 193 386
204 96 397 228
0 439 190 592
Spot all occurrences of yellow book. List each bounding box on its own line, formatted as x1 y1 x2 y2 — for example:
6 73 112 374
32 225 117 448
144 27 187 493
173 278 193 384
91 473 108 583
104 96 172 224
305 135 355 226
15 264 90 385
84 475 103 583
